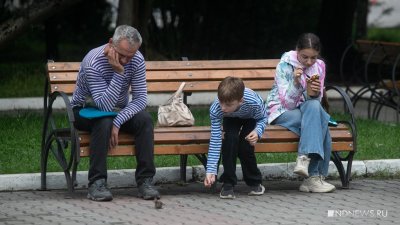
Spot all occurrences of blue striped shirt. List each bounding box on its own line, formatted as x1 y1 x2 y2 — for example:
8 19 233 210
71 44 147 128
206 88 268 174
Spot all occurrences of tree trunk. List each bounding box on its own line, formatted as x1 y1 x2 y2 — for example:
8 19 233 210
355 0 368 39
45 18 59 60
116 0 153 57
0 0 82 49
116 0 135 26
317 0 358 76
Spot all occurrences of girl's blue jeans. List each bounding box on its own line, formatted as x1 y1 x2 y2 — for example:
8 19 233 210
271 99 331 177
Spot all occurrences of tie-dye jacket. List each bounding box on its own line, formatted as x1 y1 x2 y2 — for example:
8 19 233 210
266 50 326 124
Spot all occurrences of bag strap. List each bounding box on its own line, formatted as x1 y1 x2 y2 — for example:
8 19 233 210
174 82 186 98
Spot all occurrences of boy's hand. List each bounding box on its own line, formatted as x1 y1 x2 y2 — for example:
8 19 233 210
104 44 124 75
245 130 258 146
204 173 216 188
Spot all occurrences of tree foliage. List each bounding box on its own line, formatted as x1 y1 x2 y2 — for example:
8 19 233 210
0 0 82 49
0 0 366 70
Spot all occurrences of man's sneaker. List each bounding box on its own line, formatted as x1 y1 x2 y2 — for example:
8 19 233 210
299 176 336 193
293 155 310 177
220 184 235 199
138 178 160 200
87 179 113 201
248 184 266 196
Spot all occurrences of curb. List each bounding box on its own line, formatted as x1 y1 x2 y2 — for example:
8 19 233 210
1 159 400 191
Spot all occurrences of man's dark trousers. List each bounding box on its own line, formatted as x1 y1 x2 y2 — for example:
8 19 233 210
73 108 156 185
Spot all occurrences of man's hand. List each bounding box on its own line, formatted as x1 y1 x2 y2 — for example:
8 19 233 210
245 130 259 146
306 75 321 97
204 173 216 188
109 125 120 150
104 44 124 75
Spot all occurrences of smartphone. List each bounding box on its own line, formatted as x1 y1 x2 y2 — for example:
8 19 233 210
310 74 320 81
328 117 338 127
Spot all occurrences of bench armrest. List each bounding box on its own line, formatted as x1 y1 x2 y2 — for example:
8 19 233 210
325 85 357 152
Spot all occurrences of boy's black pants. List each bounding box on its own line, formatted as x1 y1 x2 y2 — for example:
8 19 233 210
219 117 262 186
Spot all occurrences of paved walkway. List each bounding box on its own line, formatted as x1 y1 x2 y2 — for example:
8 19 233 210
1 179 399 225
0 88 398 225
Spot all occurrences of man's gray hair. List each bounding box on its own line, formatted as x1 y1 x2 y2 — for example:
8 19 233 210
112 25 142 47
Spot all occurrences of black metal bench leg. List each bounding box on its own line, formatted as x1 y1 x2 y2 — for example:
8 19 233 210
194 154 219 193
65 170 74 194
194 154 207 169
331 152 351 189
344 152 355 189
40 143 50 191
180 155 188 182
71 161 78 188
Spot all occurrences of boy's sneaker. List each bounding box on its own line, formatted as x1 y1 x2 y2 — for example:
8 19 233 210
299 176 336 193
138 178 160 200
248 184 266 196
293 155 310 177
220 184 235 199
87 179 113 201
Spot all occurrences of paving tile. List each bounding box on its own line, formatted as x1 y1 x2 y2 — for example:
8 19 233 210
0 179 399 225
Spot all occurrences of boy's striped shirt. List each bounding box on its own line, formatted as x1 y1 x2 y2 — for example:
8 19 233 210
206 88 268 174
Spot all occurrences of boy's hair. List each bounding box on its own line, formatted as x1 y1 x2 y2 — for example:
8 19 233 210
296 33 321 52
218 76 245 103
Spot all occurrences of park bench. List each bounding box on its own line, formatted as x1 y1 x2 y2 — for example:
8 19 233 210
339 39 400 121
42 59 357 193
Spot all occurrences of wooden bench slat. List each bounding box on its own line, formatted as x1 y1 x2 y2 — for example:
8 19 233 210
79 141 353 157
147 80 275 92
146 69 276 81
145 59 280 70
47 60 281 73
153 124 349 132
48 72 79 82
50 80 276 94
380 79 400 89
48 69 276 83
78 127 353 147
47 62 80 72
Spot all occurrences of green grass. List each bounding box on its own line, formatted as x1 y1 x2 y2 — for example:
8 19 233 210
355 118 400 159
0 63 45 97
367 27 400 42
0 108 399 174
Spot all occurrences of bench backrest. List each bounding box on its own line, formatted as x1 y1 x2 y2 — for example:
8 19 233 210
356 40 400 65
46 59 280 96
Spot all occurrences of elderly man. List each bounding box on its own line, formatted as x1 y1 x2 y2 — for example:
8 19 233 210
71 25 159 201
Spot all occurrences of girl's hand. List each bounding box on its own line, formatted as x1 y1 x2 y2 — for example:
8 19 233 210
293 67 303 85
306 75 321 97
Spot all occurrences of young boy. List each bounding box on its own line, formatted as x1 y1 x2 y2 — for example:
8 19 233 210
203 76 267 199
